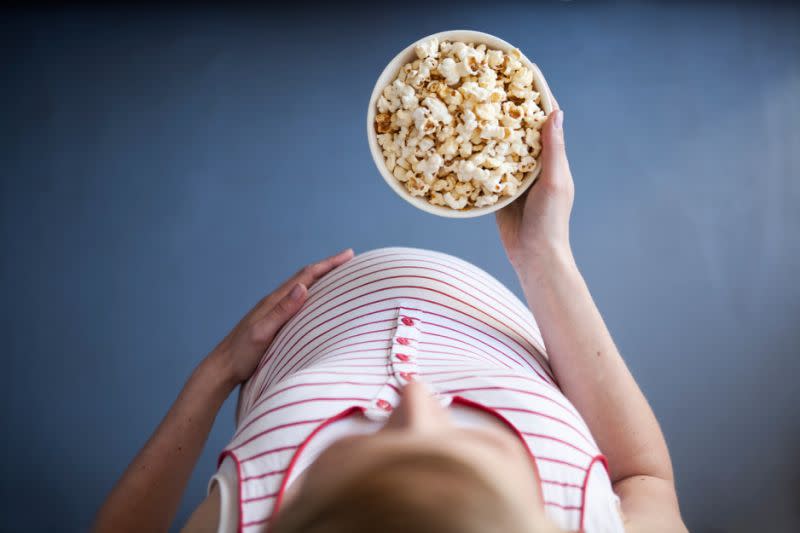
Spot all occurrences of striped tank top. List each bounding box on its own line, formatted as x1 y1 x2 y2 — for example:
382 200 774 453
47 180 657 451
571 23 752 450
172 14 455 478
214 247 624 532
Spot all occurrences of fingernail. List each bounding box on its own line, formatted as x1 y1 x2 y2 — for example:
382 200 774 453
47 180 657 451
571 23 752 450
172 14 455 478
290 284 304 301
554 110 564 130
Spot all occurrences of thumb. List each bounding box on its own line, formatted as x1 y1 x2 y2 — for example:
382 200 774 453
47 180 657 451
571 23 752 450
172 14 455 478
253 283 307 344
538 110 572 190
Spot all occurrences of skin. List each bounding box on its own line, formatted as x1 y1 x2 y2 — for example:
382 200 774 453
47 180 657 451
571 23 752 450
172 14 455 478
95 104 688 533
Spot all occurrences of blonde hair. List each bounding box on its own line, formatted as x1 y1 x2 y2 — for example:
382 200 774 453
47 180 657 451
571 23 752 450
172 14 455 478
269 449 553 533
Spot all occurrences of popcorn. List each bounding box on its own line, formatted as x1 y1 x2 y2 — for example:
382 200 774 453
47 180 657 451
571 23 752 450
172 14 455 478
423 96 452 125
439 137 459 158
416 152 443 181
433 174 457 192
412 107 436 135
525 127 542 156
375 112 393 133
474 102 499 121
477 68 497 89
444 192 468 210
459 81 490 102
458 141 473 158
393 166 410 182
519 155 537 172
475 194 499 208
451 41 471 61
488 86 505 103
418 136 435 153
457 58 478 77
495 141 510 157
406 176 430 196
376 133 394 152
394 109 413 128
454 180 474 196
393 80 418 109
483 173 504 195
436 125 455 142
503 180 519 196
456 109 479 137
375 39 547 211
501 102 524 128
486 49 503 69
507 84 534 101
377 95 393 114
430 191 447 206
415 37 439 60
482 156 503 169
432 178 448 192
511 67 533 87
479 124 509 140
455 159 489 183
438 57 461 86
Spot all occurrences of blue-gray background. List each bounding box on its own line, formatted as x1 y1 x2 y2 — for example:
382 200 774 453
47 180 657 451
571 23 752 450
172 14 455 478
2 1 798 532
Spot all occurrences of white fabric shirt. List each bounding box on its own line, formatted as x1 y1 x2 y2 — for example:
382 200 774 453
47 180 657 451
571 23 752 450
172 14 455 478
211 247 624 532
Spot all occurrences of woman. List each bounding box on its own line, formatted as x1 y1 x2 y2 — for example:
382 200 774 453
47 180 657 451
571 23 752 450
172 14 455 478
93 108 687 532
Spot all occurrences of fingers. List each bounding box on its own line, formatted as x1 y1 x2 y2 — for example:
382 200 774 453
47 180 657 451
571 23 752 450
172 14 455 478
271 248 354 305
250 248 355 323
251 282 308 344
538 109 572 192
290 248 354 292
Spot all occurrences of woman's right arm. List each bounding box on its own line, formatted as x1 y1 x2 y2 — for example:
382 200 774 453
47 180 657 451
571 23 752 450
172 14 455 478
496 109 686 532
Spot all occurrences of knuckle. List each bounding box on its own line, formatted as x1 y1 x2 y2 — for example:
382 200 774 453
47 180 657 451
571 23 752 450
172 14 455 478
546 136 566 154
248 323 268 344
276 296 295 315
540 177 570 198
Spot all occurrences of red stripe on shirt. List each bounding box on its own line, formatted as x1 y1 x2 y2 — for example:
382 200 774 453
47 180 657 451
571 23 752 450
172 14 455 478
521 431 595 457
440 385 584 425
262 286 550 387
545 501 582 511
536 456 589 471
234 397 370 442
234 418 327 452
490 405 594 446
241 492 277 504
241 468 287 482
266 296 555 393
240 444 302 464
246 379 384 415
307 253 537 339
310 262 541 352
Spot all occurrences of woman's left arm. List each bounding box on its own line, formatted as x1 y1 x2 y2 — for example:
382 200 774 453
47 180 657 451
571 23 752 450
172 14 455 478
92 248 354 533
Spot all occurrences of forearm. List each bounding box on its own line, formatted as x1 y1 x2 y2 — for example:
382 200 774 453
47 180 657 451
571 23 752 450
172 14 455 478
517 248 673 483
94 353 236 533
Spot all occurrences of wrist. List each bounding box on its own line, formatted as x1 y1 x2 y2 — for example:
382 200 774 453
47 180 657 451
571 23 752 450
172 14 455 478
200 349 241 397
513 242 577 283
